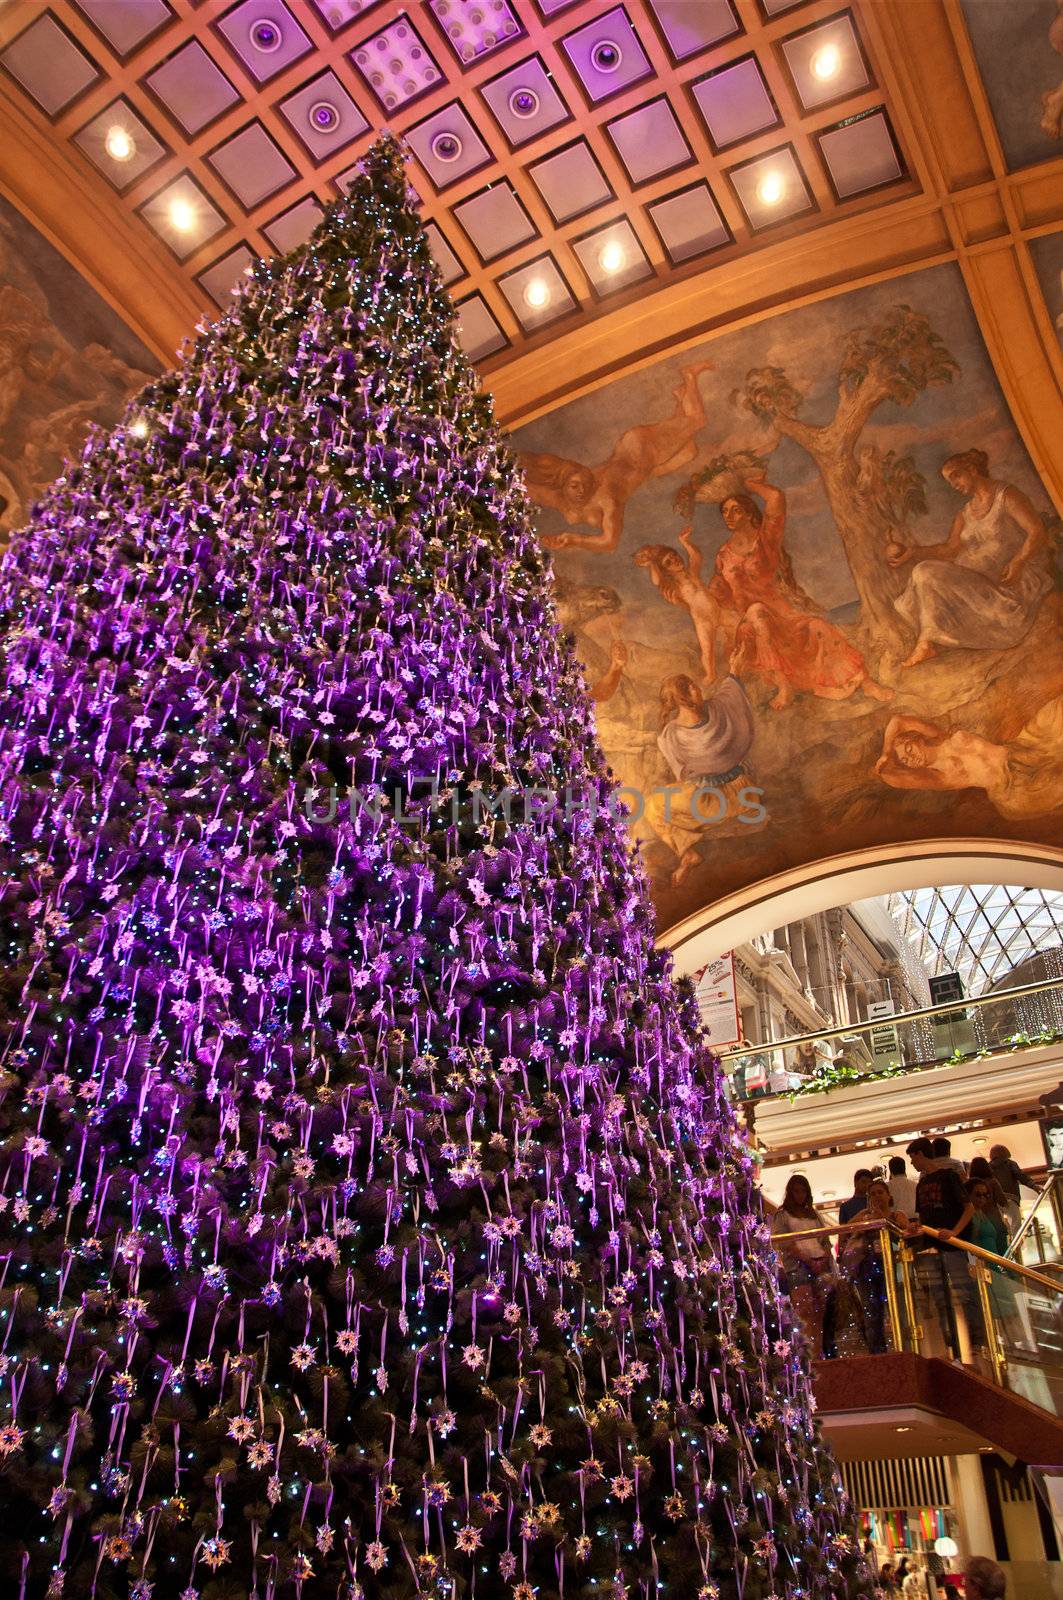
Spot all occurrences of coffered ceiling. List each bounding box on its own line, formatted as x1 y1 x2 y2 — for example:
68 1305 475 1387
0 0 915 378
0 0 1062 451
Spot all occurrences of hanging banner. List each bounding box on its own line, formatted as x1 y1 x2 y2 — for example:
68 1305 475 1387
695 953 741 1050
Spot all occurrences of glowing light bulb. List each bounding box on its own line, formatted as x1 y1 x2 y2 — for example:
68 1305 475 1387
523 277 550 309
810 42 841 81
104 125 135 162
598 240 625 274
756 170 785 205
129 417 149 439
169 197 195 233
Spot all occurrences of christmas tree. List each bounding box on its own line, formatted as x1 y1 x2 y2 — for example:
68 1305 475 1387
0 140 869 1599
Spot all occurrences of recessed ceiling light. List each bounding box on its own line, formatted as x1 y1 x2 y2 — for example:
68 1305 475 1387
895 1426 912 1433
104 124 135 162
169 196 196 233
431 131 463 163
508 86 540 120
598 239 625 273
591 39 623 73
250 17 282 52
523 276 550 308
810 42 842 81
756 170 786 205
309 100 339 132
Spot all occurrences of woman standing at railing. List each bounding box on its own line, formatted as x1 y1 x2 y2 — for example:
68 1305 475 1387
839 1177 910 1354
940 1178 1024 1346
770 1173 835 1358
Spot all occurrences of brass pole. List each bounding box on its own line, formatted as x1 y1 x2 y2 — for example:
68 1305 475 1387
880 1225 905 1353
974 1264 1006 1388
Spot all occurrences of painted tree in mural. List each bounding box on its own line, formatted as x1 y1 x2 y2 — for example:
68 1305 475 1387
737 305 959 649
0 140 870 1600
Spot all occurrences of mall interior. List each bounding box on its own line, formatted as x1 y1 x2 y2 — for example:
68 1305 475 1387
2 0 1063 1596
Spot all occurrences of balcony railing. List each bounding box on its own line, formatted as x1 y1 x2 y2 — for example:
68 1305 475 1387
774 1216 1063 1414
717 974 1063 1100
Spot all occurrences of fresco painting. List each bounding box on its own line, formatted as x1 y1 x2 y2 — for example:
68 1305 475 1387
0 194 157 541
959 0 1063 168
1030 229 1063 355
514 262 1063 927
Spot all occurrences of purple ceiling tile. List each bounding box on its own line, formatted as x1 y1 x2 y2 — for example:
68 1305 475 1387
145 40 239 135
306 0 384 31
692 56 779 150
71 0 172 57
528 140 612 223
350 14 443 112
480 55 569 146
453 181 536 262
405 103 492 189
264 195 325 253
424 221 464 284
647 181 730 262
278 70 369 160
208 121 297 210
561 6 652 104
456 292 507 359
216 0 313 85
647 0 739 61
198 243 255 306
73 97 168 189
818 110 902 198
428 0 523 64
606 96 692 185
571 218 653 295
1 13 99 116
497 255 576 331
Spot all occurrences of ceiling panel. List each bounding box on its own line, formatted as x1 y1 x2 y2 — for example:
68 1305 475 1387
0 0 916 371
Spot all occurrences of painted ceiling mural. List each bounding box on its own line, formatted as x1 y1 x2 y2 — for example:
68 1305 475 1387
959 0 1063 168
0 193 158 540
514 261 1063 928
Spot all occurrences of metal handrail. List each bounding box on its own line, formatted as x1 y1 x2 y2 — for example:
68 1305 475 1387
718 972 1063 1061
1004 1173 1060 1261
771 1217 1063 1294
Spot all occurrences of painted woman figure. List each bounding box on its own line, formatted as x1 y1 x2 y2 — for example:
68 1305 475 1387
875 698 1063 820
715 472 892 710
887 449 1052 669
633 533 736 680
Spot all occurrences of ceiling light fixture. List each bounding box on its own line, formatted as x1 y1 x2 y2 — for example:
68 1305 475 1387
309 101 339 132
104 124 135 162
523 277 550 308
250 17 282 51
810 42 842 81
598 239 625 273
756 170 785 205
430 131 463 163
591 39 622 73
169 196 196 233
508 86 540 119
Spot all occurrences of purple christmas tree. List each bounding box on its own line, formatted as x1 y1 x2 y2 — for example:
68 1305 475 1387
0 141 869 1600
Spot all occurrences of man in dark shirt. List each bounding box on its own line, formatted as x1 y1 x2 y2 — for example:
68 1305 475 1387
838 1168 874 1224
907 1137 983 1356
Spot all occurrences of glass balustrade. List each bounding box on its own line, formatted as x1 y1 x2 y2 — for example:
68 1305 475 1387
770 1219 1063 1418
719 973 1063 1101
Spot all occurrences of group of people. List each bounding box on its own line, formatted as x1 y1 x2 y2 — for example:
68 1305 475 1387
876 1553 1006 1598
769 1140 1036 1361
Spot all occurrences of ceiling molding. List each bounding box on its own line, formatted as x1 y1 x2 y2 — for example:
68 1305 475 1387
0 77 203 364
